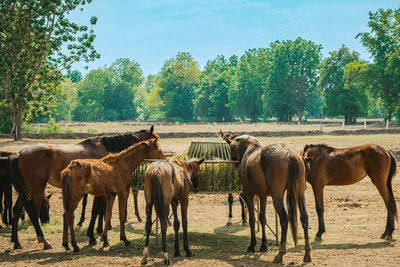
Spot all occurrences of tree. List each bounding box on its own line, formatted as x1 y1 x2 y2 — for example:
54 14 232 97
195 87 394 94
357 7 400 121
0 0 99 139
195 55 237 122
53 78 77 121
318 46 368 124
264 38 321 122
234 49 267 123
64 69 83 83
158 52 201 121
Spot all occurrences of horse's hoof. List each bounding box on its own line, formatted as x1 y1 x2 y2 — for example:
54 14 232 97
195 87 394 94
247 246 255 253
103 241 109 248
124 240 131 247
73 246 80 252
314 236 322 242
141 259 147 265
174 251 181 257
108 225 112 230
137 217 143 223
303 254 312 263
242 222 248 227
259 245 267 252
13 243 22 250
77 222 83 227
164 259 171 265
186 250 192 257
43 242 52 250
385 235 393 241
273 254 283 264
226 222 233 226
380 232 387 239
89 239 97 246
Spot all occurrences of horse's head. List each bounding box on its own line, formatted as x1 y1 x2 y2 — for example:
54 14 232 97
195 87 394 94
39 193 52 224
134 125 159 142
220 130 259 163
145 137 166 160
187 159 205 191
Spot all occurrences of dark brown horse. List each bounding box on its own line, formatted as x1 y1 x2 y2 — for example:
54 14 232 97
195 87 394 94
9 126 158 250
141 158 204 265
221 131 311 264
61 138 165 252
302 144 398 240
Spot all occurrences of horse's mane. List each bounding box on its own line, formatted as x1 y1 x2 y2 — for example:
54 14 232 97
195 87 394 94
80 130 153 153
303 144 334 155
102 140 148 162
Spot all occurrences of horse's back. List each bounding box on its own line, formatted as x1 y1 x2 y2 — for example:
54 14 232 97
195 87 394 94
144 161 174 204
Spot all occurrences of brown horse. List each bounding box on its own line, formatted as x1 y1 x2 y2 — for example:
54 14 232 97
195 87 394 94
302 144 398 240
9 126 158 250
141 158 204 265
61 138 165 252
221 131 311 264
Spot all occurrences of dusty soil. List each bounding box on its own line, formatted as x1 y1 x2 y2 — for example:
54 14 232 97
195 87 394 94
0 134 400 266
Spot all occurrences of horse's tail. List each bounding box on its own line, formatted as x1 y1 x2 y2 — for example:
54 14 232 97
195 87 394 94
151 172 164 220
387 151 398 223
62 170 72 215
287 154 299 249
10 155 32 215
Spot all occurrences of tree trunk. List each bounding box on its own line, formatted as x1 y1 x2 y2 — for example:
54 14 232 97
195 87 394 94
297 108 303 124
14 100 23 141
388 111 392 122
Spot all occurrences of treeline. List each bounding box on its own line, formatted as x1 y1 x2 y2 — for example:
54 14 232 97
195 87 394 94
1 7 399 134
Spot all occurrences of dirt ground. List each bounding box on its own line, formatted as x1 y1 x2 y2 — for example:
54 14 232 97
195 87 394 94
0 134 400 266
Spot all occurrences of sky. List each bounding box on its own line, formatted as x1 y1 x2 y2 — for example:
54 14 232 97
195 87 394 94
68 0 400 77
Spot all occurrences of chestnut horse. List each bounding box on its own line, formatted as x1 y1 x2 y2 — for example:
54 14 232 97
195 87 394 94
61 138 165 252
9 126 158 250
221 131 311 264
302 144 398 240
141 158 204 265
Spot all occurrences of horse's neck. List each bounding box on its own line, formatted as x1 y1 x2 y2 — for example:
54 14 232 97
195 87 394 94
115 145 147 173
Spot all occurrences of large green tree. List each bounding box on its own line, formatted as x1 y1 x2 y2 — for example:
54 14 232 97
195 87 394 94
318 46 368 124
0 0 99 139
195 55 237 122
357 7 400 121
158 52 201 121
234 49 267 123
264 38 321 122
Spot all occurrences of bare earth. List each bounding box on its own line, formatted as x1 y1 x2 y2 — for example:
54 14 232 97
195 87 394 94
0 133 400 266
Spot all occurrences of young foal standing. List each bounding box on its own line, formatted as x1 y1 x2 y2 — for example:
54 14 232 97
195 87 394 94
61 138 165 252
141 158 204 265
221 131 311 264
302 144 397 240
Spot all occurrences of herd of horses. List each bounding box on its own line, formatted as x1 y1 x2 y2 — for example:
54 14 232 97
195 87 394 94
0 126 397 265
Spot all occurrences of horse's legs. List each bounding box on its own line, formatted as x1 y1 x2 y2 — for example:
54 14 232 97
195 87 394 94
96 197 106 235
0 186 4 225
132 189 142 222
258 196 267 252
370 178 395 240
62 212 70 250
227 193 233 226
87 199 99 245
180 199 191 258
272 196 288 264
68 196 82 252
171 200 180 257
161 202 171 265
244 192 256 253
239 193 247 226
5 185 13 225
298 195 312 262
118 192 130 247
102 194 116 248
11 196 23 249
77 193 88 226
312 184 325 240
141 202 153 265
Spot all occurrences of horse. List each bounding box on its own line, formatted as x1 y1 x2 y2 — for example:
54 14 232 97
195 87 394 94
9 126 158 250
220 131 311 264
227 192 260 228
61 138 166 252
141 158 204 265
302 143 398 240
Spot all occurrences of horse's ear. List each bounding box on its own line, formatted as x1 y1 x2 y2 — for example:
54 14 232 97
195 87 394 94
197 158 205 165
219 130 224 138
154 136 159 143
47 193 53 200
220 130 231 144
150 125 154 134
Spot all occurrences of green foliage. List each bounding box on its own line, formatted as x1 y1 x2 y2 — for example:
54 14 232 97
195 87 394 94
39 119 62 133
0 0 99 139
159 52 201 121
64 69 83 83
195 55 237 122
357 7 400 121
318 46 368 124
53 78 77 121
264 38 322 122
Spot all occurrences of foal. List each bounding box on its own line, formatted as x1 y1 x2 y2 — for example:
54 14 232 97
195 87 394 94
141 158 204 265
61 138 165 252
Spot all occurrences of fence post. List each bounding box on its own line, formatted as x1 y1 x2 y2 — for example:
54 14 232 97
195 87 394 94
320 120 323 132
386 120 389 129
364 120 367 130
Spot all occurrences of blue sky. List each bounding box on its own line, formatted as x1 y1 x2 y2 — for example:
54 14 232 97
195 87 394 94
69 0 400 76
